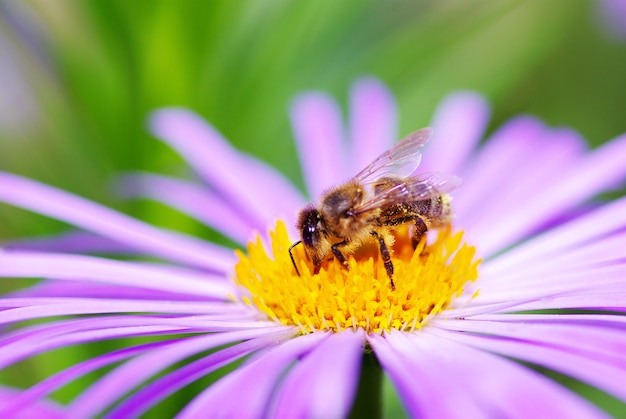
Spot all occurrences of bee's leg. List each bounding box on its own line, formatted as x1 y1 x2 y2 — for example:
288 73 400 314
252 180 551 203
412 217 428 250
331 241 350 270
371 232 396 290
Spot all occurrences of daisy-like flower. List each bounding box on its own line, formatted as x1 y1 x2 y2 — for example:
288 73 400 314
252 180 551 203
1 77 626 417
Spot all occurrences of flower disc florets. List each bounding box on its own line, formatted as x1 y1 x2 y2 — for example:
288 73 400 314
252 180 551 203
234 221 480 334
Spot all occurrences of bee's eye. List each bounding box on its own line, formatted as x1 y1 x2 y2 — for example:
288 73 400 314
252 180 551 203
298 208 322 248
302 224 318 247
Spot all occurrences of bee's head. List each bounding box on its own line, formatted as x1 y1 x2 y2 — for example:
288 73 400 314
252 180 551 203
294 206 330 268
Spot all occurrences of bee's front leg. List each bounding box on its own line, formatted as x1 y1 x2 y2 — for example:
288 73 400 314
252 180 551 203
331 240 350 270
412 217 428 250
371 232 396 290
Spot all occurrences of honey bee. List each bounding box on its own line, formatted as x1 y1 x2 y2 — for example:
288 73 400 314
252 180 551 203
289 127 461 290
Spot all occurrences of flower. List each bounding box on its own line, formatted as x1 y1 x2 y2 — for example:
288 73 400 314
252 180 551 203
1 77 626 417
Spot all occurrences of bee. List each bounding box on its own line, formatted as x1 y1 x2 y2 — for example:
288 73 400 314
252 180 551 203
289 127 461 290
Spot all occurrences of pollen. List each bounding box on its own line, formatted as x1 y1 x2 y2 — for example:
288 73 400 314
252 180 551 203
233 221 480 334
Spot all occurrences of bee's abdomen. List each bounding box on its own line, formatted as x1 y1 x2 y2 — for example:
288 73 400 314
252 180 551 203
418 195 453 227
380 195 452 228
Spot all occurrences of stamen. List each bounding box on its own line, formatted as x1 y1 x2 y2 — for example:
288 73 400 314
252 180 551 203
233 221 480 334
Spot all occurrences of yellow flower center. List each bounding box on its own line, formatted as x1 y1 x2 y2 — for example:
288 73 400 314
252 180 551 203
233 221 480 334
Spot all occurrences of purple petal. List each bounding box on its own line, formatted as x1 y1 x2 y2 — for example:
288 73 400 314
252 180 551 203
0 386 64 419
0 314 272 369
458 313 626 326
0 317 191 369
3 231 137 254
106 328 297 418
481 232 626 289
68 327 293 418
453 116 546 226
177 332 329 418
473 265 626 305
269 330 365 418
3 340 172 416
149 108 304 227
445 293 626 318
348 77 397 175
464 127 585 240
430 327 626 402
0 313 264 351
422 91 490 174
0 298 247 325
431 317 626 369
0 251 233 298
413 330 609 418
11 280 211 301
118 173 255 244
0 172 234 272
501 293 626 312
236 154 306 224
368 332 484 418
475 132 626 255
290 92 345 199
484 195 626 275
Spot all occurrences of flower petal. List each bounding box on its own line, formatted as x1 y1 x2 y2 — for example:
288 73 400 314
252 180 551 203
4 231 136 254
423 91 490 174
106 329 297 418
0 172 234 272
117 173 255 244
177 332 329 418
475 132 626 255
0 298 247 325
0 251 233 298
415 330 610 419
464 126 585 242
431 317 626 369
0 314 271 371
431 327 626 402
483 195 626 276
149 108 304 226
471 264 626 305
68 327 293 418
480 234 626 289
11 280 211 301
3 340 171 416
348 77 397 175
0 318 189 369
454 116 546 226
290 92 345 199
368 332 483 418
456 313 626 326
501 293 626 312
269 329 365 418
0 385 64 418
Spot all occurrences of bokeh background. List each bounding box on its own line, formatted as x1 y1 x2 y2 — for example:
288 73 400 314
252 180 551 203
1 0 625 416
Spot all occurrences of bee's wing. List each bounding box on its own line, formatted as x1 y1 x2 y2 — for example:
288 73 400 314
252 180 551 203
354 172 462 215
353 127 433 183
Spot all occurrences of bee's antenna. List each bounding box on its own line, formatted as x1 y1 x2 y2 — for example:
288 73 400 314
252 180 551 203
289 241 302 276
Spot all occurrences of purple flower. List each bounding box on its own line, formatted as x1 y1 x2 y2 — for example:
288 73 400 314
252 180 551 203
1 77 626 417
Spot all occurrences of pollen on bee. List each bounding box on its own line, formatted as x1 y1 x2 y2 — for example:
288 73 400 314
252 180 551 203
232 221 480 334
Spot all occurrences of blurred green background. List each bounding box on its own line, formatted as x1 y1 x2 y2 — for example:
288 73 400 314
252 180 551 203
1 0 625 416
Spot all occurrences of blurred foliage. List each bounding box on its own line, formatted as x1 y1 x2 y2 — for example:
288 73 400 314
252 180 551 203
1 0 626 416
